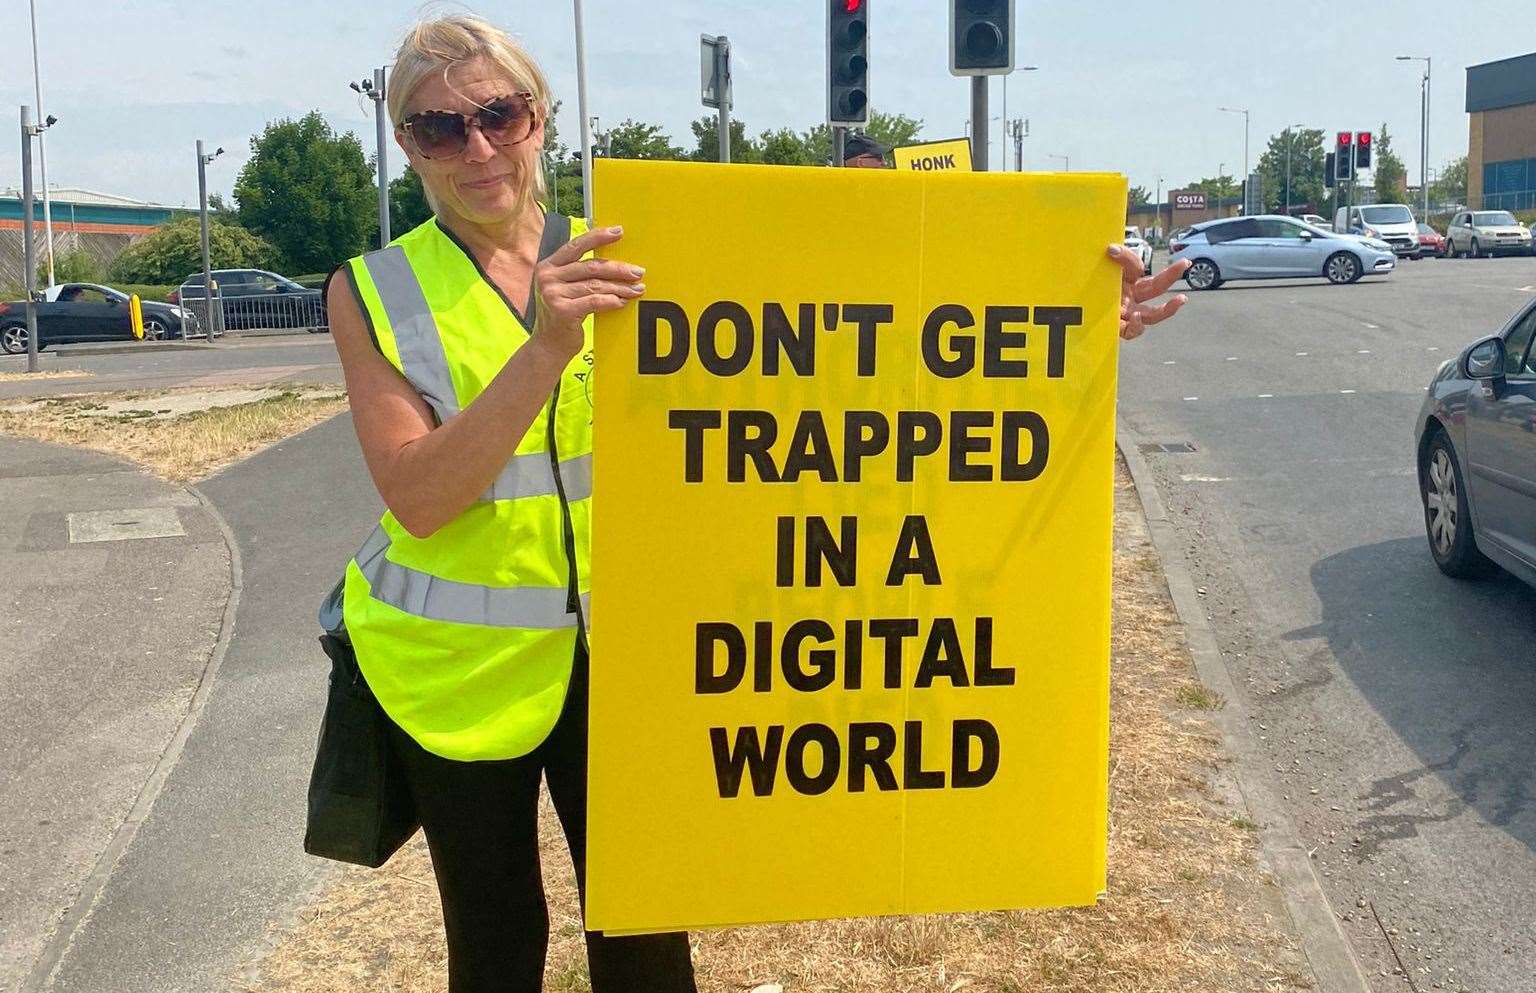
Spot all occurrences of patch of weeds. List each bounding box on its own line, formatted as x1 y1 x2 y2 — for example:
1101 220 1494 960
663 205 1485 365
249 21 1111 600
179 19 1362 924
1230 816 1259 832
1174 682 1223 711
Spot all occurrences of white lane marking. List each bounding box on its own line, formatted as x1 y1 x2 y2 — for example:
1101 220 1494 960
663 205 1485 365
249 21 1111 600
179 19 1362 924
1226 356 1238 361
1519 285 1534 292
1258 393 1274 398
1180 474 1232 483
1357 349 1371 354
1363 322 1380 329
1296 351 1309 356
1163 360 1177 365
1427 347 1440 352
1340 389 1357 394
1183 396 1199 401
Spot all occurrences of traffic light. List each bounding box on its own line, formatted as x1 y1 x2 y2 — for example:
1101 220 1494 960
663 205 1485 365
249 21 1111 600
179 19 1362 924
1355 131 1372 171
827 0 870 126
1324 151 1336 189
949 0 1015 76
1334 132 1354 182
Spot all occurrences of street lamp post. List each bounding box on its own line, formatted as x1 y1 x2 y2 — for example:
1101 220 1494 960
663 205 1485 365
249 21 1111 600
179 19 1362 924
572 0 593 220
351 68 391 248
1219 106 1250 213
1010 118 1028 172
27 0 55 286
1396 56 1431 219
196 141 225 344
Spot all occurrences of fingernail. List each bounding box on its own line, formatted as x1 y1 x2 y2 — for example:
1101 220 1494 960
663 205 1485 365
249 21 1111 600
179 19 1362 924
631 283 646 294
609 225 623 235
629 266 646 278
1107 245 1122 256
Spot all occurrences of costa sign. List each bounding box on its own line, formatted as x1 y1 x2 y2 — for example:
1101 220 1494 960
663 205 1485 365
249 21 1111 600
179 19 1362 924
1172 190 1208 210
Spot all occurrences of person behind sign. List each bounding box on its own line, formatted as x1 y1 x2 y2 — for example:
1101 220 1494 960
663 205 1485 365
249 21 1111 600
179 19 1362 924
842 132 891 168
323 14 694 993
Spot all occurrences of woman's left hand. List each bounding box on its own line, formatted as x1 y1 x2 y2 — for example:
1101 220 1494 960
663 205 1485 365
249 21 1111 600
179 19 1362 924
1109 245 1190 341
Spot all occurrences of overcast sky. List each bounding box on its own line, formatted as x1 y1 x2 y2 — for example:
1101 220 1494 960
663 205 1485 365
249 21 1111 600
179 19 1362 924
0 0 1529 207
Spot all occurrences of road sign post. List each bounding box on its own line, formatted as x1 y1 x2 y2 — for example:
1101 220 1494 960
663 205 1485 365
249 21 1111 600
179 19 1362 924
700 34 733 164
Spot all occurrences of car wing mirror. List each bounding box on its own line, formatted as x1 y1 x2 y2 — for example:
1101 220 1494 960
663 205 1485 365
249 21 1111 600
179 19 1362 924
1300 230 1314 240
1464 336 1506 381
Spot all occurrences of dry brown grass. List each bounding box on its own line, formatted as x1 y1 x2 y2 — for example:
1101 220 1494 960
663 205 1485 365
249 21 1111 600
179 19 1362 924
0 369 94 382
0 388 348 482
246 463 1308 993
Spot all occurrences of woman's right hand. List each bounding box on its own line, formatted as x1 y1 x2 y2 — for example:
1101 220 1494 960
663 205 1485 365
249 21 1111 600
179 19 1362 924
531 225 646 359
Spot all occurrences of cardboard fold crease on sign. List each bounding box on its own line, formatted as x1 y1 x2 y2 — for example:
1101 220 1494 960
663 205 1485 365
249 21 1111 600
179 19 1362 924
588 159 1124 935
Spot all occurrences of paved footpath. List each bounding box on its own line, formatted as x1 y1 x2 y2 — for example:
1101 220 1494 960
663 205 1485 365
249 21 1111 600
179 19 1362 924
14 415 380 993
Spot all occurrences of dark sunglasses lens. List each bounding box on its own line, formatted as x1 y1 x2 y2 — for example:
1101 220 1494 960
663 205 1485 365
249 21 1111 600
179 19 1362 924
412 112 467 157
479 97 533 144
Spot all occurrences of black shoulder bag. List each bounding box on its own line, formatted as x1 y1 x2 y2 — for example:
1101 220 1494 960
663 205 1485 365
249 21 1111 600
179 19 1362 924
302 212 576 868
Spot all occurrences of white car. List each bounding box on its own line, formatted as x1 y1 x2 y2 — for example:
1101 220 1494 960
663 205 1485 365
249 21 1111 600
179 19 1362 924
1124 225 1153 275
1446 209 1533 258
1300 213 1330 230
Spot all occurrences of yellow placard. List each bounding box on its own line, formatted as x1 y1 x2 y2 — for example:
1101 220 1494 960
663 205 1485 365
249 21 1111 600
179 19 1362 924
892 137 973 172
589 159 1123 934
129 294 144 340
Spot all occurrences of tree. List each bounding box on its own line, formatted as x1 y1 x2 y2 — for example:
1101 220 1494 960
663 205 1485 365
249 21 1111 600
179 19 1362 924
688 117 763 163
759 127 814 166
605 119 686 160
862 110 923 151
1254 127 1327 214
107 217 277 284
42 247 102 286
233 111 377 275
1189 174 1241 200
1430 155 1467 207
1370 124 1409 205
389 167 433 234
1127 185 1151 207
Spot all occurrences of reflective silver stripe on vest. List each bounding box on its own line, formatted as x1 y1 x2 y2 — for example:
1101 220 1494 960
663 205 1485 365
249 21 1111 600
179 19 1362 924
486 451 592 502
361 246 459 424
354 524 578 630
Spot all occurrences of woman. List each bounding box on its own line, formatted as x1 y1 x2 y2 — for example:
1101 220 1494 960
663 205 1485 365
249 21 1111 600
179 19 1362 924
327 14 1185 993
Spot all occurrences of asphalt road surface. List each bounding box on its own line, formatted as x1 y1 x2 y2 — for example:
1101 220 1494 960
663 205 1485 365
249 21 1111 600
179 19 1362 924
1119 253 1536 993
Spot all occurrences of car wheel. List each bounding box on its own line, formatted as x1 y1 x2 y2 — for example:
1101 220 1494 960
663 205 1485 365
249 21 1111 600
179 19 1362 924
1 323 28 355
1324 252 1361 284
1184 258 1221 290
1421 432 1493 578
1471 238 1482 259
141 317 168 341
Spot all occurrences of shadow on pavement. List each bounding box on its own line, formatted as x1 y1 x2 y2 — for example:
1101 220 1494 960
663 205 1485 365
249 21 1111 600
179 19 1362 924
1306 536 1536 855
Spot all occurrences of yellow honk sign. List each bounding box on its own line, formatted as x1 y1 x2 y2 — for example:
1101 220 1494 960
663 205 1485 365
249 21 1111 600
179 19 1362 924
892 137 973 172
589 159 1124 934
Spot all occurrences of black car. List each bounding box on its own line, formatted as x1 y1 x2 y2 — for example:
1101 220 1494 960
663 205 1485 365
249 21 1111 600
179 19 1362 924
172 269 326 332
1416 296 1536 588
0 282 199 355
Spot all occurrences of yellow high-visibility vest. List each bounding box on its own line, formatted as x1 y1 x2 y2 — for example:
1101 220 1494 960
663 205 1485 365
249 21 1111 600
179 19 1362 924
341 213 593 761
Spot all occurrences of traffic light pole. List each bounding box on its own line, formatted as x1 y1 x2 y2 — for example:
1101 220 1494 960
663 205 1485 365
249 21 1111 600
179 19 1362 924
832 127 845 168
970 76 988 171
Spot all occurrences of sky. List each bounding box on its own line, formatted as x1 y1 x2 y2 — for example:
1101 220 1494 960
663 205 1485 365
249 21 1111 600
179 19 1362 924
0 0 1530 208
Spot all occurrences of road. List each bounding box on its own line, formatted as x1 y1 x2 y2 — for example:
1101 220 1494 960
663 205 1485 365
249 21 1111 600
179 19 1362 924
1119 253 1536 993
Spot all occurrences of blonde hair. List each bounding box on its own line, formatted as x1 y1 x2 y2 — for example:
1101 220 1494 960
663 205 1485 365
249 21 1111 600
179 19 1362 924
388 13 552 215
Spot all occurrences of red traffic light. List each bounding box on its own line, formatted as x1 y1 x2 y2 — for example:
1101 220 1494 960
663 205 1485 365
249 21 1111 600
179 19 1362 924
845 0 863 10
1357 131 1372 146
1337 131 1353 146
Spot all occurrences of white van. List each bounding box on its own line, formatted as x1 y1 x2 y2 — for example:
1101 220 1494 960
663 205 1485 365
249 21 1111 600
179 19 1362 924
1332 204 1421 259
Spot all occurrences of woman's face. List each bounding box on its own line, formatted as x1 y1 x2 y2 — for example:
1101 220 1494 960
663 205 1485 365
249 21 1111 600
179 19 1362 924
396 57 545 226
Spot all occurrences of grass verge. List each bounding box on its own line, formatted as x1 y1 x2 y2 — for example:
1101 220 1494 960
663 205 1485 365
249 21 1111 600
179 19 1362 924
0 387 348 482
245 460 1309 993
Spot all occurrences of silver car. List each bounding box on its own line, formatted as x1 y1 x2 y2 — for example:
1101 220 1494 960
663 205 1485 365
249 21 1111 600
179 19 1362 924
1415 297 1536 587
1445 209 1534 258
1169 215 1396 290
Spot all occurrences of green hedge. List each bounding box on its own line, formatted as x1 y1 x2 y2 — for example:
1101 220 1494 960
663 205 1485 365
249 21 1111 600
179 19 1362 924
115 283 180 303
291 273 330 289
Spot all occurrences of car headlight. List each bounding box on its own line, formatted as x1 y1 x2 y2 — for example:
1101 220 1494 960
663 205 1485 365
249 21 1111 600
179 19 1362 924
1368 239 1392 252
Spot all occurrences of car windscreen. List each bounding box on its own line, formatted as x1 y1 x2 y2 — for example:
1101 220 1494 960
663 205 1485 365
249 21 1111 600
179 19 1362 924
1473 211 1518 226
1359 206 1414 225
1417 224 1436 234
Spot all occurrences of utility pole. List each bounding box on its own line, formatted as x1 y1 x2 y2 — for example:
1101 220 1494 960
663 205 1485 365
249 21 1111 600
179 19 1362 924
20 107 40 373
352 68 390 247
1010 118 1028 172
572 0 593 220
1397 56 1431 217
28 0 54 286
196 141 224 343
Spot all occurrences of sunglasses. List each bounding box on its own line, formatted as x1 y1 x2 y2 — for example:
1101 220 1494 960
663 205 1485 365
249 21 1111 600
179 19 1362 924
402 93 538 160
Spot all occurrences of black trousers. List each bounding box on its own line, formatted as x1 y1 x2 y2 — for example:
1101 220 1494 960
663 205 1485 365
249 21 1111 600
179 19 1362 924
388 644 697 993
